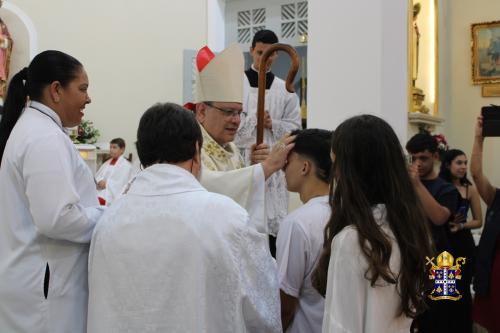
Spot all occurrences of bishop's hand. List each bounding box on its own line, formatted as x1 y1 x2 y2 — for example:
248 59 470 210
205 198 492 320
261 134 296 180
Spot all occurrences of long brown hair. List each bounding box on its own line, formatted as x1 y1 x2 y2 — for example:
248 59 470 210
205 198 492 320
313 115 433 317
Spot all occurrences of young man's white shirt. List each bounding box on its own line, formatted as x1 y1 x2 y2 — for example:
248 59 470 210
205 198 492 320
277 195 330 333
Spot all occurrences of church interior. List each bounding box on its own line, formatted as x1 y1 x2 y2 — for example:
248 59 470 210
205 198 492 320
1 0 500 331
1 0 498 182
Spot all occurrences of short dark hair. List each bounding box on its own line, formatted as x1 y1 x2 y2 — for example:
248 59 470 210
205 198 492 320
110 138 125 149
136 103 202 167
406 132 438 154
290 128 333 183
251 29 278 48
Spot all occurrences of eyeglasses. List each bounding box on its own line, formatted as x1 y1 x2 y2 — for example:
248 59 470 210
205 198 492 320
206 103 243 118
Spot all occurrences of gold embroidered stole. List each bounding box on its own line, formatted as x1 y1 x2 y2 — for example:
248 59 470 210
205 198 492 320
200 125 244 171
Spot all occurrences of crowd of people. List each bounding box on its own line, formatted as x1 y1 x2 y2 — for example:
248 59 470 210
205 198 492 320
0 29 499 333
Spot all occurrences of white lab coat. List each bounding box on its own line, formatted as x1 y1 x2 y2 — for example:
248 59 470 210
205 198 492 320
95 155 133 205
0 101 104 333
87 164 281 332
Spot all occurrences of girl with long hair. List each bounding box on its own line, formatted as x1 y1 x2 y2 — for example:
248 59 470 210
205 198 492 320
313 115 433 332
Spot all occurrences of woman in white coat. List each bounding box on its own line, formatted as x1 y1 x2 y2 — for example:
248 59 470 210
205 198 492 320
0 50 104 333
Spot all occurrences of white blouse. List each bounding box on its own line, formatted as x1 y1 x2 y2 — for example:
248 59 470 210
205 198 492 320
322 205 412 333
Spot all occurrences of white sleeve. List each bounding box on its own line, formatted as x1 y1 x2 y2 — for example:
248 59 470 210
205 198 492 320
23 135 103 243
200 164 267 235
322 228 366 333
271 92 301 140
94 161 108 182
237 223 281 333
235 112 258 149
276 217 308 297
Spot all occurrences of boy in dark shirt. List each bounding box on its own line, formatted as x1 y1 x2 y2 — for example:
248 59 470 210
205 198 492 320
406 132 462 333
406 133 459 252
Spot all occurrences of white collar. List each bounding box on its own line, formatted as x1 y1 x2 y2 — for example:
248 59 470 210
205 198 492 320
28 101 69 134
251 64 272 74
127 164 205 197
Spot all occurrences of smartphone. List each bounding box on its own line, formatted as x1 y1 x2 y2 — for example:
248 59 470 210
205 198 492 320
481 105 500 137
456 205 468 222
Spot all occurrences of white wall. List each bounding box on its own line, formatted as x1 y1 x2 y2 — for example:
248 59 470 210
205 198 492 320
443 0 500 186
225 0 308 49
208 0 226 52
308 0 408 142
6 0 207 158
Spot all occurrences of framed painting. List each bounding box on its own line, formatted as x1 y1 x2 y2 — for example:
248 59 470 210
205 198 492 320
471 20 500 85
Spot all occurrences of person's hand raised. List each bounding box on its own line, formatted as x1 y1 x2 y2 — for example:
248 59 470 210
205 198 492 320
475 115 484 140
407 163 421 187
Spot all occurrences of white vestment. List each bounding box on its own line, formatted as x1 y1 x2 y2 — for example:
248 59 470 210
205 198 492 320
87 164 281 333
200 125 267 234
0 101 104 333
235 69 301 235
322 205 412 333
95 155 133 205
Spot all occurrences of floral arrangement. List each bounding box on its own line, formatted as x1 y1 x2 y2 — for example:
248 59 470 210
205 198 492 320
72 120 100 144
417 128 449 158
433 133 449 155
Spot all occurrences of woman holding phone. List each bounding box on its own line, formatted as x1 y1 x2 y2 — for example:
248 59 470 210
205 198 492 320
439 149 482 332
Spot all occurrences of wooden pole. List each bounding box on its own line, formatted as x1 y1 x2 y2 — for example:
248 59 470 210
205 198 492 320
256 43 299 145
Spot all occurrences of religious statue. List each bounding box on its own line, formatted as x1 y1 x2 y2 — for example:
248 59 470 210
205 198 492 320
411 2 429 114
412 3 421 87
0 0 13 103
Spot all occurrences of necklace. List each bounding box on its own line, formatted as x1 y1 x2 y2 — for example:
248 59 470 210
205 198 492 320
29 105 65 133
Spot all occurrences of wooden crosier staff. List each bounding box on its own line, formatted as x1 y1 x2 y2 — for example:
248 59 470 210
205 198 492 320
256 43 299 145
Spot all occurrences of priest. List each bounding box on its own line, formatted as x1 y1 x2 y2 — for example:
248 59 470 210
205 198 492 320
87 103 282 332
186 43 294 235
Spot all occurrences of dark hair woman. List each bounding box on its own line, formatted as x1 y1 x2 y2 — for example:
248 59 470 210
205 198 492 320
439 149 482 332
313 115 433 332
0 50 103 333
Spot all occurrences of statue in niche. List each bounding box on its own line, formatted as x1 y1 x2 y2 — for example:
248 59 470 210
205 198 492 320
412 3 421 86
411 2 429 114
0 0 13 103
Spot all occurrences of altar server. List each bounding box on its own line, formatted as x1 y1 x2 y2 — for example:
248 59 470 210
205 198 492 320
235 29 301 252
95 138 133 206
